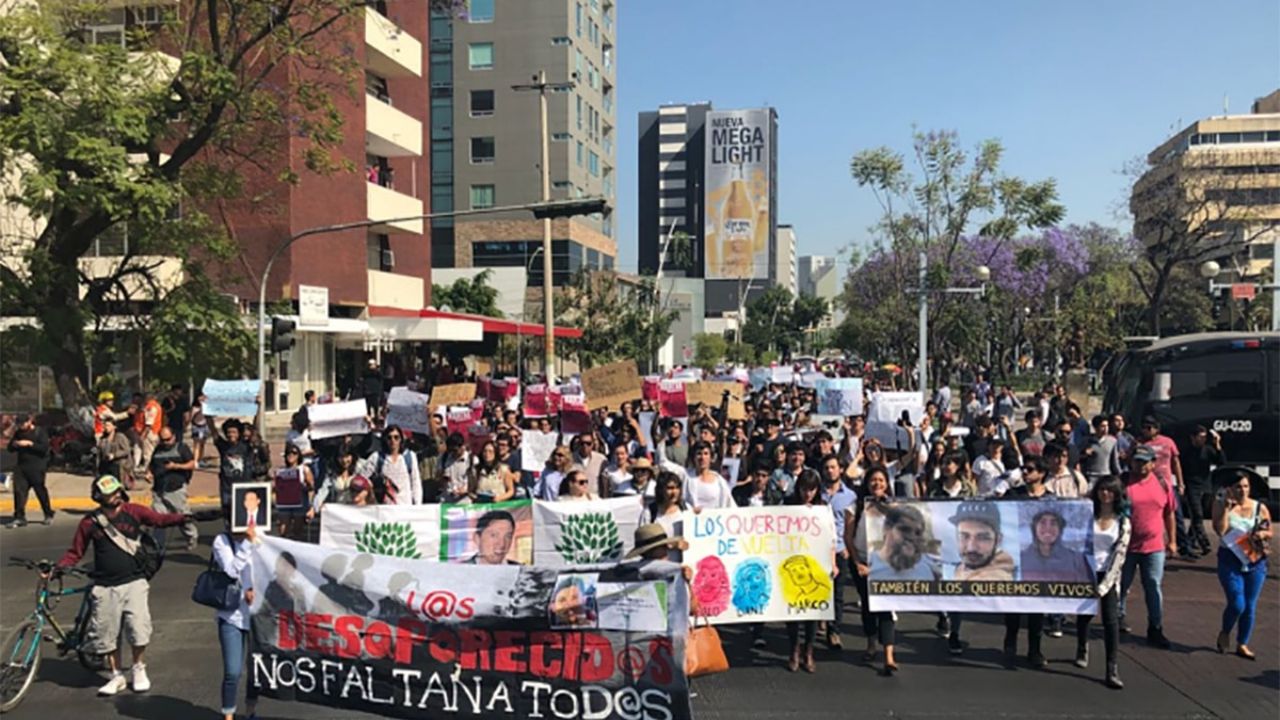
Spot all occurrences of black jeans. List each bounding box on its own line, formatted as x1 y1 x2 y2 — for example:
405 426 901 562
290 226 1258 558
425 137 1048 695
1184 483 1212 549
787 621 817 652
853 571 896 645
1076 578 1120 665
1003 613 1044 656
12 465 53 520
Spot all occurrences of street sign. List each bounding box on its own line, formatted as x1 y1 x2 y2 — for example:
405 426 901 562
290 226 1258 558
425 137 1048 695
298 285 329 326
1231 283 1257 301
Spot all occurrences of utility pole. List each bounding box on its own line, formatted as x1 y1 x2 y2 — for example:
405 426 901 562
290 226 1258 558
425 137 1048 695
514 70 575 380
917 251 928 398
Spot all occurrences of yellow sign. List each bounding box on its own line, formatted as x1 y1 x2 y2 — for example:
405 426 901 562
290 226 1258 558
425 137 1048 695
580 361 642 411
429 383 475 409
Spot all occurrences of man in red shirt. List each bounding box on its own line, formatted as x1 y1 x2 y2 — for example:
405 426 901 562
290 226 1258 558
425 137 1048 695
53 476 189 696
1118 445 1177 649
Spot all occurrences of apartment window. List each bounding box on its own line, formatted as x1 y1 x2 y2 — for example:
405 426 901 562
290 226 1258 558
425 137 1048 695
576 95 583 129
552 180 573 190
588 150 599 176
470 136 495 163
551 36 571 46
468 0 494 22
551 132 571 141
367 234 393 272
431 140 453 177
470 184 495 209
468 42 493 70
575 49 583 79
576 141 584 167
575 3 582 36
469 89 494 117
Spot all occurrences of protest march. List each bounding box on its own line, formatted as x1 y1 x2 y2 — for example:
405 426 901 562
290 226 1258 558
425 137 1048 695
15 356 1273 719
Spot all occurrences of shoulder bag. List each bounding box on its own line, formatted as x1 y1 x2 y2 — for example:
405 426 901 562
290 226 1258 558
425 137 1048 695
192 534 243 611
93 510 164 580
684 615 729 678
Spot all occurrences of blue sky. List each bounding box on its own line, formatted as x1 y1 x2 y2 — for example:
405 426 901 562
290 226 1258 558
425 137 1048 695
613 0 1280 274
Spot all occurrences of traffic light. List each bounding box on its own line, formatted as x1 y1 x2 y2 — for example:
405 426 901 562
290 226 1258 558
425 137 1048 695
271 316 296 353
531 197 607 219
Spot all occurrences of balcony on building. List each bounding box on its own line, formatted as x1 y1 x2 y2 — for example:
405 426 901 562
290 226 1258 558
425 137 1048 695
364 6 422 78
366 93 423 158
367 182 423 235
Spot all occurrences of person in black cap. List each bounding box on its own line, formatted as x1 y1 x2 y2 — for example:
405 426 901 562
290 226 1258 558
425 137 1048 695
1118 444 1176 649
947 500 1015 581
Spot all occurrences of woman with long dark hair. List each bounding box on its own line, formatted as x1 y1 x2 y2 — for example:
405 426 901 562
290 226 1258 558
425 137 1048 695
469 440 515 503
1211 467 1272 661
783 472 834 673
1076 475 1129 689
846 465 900 675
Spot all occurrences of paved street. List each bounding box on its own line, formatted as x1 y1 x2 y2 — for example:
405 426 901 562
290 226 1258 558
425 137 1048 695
0 516 1274 720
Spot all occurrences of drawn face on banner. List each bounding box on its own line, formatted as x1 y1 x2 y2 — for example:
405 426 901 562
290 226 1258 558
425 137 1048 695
779 554 830 608
731 558 771 614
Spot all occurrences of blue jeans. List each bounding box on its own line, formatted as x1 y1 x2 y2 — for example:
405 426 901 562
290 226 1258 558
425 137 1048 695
1119 551 1166 630
1217 549 1268 646
1174 493 1189 552
217 618 258 715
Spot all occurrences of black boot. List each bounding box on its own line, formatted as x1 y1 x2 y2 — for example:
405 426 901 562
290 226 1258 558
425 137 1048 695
1105 661 1124 689
1074 644 1089 669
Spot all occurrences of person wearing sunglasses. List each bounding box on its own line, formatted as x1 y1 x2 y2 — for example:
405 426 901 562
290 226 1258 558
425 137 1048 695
365 425 422 505
558 469 597 501
535 446 574 501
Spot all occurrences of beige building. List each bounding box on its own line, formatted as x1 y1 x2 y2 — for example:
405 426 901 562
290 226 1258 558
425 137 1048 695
1132 90 1280 280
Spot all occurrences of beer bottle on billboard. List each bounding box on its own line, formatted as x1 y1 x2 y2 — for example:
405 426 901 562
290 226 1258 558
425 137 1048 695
724 165 754 277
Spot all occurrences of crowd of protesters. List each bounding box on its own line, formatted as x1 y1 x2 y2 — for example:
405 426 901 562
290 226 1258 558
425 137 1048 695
8 357 1270 702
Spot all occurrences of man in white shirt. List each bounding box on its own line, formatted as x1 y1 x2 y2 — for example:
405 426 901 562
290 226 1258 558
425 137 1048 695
972 439 1009 497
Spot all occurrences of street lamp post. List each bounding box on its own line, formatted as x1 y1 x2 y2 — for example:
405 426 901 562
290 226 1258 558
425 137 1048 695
1200 249 1280 331
513 71 577 381
255 198 603 429
915 251 990 401
518 246 544 382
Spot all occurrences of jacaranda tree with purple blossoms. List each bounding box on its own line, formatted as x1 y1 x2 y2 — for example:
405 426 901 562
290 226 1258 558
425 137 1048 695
838 130 1064 386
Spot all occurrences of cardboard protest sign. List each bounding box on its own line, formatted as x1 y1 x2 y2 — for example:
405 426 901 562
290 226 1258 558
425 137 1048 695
249 536 692 720
523 383 550 418
430 382 475 409
319 504 442 560
637 411 656 447
532 496 645 567
439 499 534 564
384 387 431 434
580 360 642 411
867 499 1098 614
658 380 688 418
520 430 559 472
307 399 369 440
202 379 261 417
477 376 492 403
685 381 741 408
866 391 924 447
559 394 590 435
685 506 837 624
815 377 863 417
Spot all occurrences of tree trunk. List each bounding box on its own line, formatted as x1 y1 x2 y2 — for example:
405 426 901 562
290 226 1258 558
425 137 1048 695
42 260 91 410
1146 264 1172 336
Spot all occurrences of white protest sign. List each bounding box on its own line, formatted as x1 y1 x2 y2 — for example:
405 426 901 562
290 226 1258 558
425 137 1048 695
307 399 369 440
522 430 560 473
532 496 645 567
319 503 442 560
385 386 431 434
816 377 863 416
866 391 924 448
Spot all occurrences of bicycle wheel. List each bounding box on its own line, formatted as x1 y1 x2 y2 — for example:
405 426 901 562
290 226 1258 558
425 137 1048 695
0 620 43 713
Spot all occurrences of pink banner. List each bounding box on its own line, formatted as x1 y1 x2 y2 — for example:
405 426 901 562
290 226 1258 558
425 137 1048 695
476 376 492 404
524 384 550 418
659 380 688 418
446 406 473 438
560 394 590 435
469 398 486 423
642 375 661 402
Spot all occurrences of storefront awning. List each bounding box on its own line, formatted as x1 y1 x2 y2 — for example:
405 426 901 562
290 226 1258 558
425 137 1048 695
368 306 583 339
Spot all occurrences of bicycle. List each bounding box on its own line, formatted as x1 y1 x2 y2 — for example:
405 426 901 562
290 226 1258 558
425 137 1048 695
0 557 103 713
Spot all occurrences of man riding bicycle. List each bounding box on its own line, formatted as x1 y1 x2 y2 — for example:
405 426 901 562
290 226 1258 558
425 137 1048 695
52 475 190 696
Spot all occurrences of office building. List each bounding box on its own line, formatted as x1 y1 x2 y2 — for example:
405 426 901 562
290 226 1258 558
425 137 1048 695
429 0 618 286
1132 89 1280 281
637 102 779 317
776 224 797 297
798 254 841 329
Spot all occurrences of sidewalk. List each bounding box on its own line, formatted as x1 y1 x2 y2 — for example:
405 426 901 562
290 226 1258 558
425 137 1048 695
0 467 221 514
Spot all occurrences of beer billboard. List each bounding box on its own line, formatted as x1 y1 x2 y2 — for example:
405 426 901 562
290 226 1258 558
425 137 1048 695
704 108 773 279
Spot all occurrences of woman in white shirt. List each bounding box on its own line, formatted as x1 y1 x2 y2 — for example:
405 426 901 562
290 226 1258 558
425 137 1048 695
212 523 258 720
558 469 598 501
366 425 422 505
1075 475 1130 689
683 441 732 511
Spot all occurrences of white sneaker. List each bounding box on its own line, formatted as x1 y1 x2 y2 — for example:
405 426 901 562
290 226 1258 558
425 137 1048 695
130 663 151 693
98 672 128 696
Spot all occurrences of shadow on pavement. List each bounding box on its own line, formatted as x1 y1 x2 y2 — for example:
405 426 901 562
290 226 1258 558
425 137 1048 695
38 656 104 690
114 694 221 720
1239 668 1279 690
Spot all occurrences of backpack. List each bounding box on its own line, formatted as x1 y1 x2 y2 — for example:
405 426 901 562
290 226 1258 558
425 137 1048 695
93 510 165 580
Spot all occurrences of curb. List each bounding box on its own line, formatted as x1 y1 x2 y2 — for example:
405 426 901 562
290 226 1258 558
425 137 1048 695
0 494 222 513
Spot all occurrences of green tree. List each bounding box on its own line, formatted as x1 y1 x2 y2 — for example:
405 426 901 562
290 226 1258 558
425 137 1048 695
843 130 1064 385
0 0 458 408
692 333 728 369
741 285 796 357
556 271 678 369
144 273 256 384
432 269 502 318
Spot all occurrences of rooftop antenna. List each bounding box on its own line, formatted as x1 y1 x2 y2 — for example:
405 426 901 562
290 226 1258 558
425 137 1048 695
1223 93 1230 116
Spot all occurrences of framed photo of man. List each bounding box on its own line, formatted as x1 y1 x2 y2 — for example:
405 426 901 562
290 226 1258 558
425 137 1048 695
232 482 271 532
